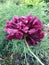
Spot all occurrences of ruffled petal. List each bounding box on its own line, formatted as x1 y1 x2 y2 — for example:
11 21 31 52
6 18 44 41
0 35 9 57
27 14 33 23
15 31 23 39
22 26 29 33
6 35 15 40
11 15 19 23
32 16 42 30
39 32 44 38
4 28 18 35
28 28 37 34
26 36 37 46
4 28 24 40
19 16 28 24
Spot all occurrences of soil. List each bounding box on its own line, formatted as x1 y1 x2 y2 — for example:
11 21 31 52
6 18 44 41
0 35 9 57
12 53 49 65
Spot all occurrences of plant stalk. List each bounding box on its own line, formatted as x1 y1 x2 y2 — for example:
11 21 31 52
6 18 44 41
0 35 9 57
24 40 45 65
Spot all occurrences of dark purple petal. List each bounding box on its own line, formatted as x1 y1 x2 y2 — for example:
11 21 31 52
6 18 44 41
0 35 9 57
20 16 28 24
26 36 37 46
27 14 33 23
5 21 16 29
6 35 15 40
4 28 18 35
30 16 42 31
39 32 44 38
22 26 29 33
16 22 23 29
12 15 19 23
15 31 23 39
28 28 37 34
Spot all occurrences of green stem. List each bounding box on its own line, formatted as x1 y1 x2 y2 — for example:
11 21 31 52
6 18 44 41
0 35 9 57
24 40 45 65
24 43 29 65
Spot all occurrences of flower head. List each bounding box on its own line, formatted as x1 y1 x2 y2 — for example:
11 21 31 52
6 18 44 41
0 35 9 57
4 14 44 46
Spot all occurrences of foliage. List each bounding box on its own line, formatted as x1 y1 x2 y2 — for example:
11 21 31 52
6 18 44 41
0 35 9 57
0 0 6 3
44 0 49 3
21 0 42 6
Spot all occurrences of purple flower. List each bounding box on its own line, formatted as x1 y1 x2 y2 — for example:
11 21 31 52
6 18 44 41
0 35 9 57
4 14 44 46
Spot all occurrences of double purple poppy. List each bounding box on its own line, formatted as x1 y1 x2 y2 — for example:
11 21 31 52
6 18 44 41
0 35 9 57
4 14 44 46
